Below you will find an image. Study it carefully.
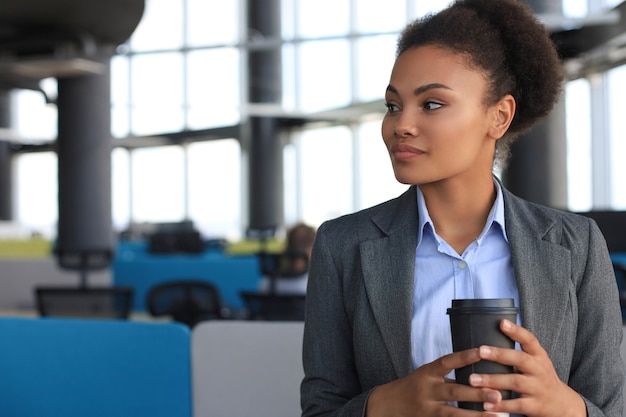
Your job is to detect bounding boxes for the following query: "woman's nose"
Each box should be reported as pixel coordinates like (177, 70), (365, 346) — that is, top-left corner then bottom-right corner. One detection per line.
(394, 113), (418, 137)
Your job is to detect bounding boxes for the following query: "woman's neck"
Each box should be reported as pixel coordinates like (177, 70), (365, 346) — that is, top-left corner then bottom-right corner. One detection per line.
(420, 176), (497, 255)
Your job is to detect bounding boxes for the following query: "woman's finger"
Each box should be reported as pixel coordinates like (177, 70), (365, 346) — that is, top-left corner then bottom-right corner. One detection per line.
(499, 319), (546, 356)
(435, 348), (481, 377)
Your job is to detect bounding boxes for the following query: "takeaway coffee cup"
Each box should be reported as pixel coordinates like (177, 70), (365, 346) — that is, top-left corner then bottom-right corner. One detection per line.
(447, 298), (519, 412)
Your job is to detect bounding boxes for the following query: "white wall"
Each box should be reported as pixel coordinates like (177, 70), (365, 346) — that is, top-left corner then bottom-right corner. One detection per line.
(0, 257), (111, 310)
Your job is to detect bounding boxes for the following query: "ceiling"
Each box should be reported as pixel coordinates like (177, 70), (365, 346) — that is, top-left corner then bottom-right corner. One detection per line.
(550, 1), (626, 78)
(0, 0), (144, 81)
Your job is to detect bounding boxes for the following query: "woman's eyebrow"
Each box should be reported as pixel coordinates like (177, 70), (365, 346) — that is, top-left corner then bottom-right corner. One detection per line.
(386, 83), (452, 96)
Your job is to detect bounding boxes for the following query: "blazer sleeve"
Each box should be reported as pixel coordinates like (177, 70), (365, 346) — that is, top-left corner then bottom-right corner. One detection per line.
(573, 218), (624, 417)
(301, 220), (371, 417)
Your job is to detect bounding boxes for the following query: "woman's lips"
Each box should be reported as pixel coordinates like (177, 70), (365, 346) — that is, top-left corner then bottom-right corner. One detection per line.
(391, 143), (425, 160)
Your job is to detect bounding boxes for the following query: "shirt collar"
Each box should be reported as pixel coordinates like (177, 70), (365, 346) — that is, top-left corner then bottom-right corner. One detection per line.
(415, 177), (508, 246)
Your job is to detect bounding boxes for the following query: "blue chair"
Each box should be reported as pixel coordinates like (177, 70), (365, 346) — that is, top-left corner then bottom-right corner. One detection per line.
(146, 279), (231, 327)
(0, 317), (192, 417)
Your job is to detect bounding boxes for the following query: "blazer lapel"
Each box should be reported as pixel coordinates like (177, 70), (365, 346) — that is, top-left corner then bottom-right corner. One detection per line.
(503, 190), (571, 353)
(355, 185), (571, 377)
(361, 187), (417, 378)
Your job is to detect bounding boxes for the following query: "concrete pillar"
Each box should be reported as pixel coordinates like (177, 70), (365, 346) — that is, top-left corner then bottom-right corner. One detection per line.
(0, 90), (12, 220)
(55, 55), (113, 278)
(502, 1), (568, 208)
(246, 0), (283, 234)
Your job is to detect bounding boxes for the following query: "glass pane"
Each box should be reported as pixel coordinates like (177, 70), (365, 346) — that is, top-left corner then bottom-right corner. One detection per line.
(282, 44), (297, 110)
(13, 89), (57, 141)
(356, 35), (397, 102)
(131, 146), (185, 222)
(14, 152), (58, 238)
(130, 0), (184, 52)
(413, 0), (453, 18)
(604, 0), (622, 9)
(356, 0), (407, 32)
(187, 140), (242, 240)
(186, 0), (239, 47)
(565, 78), (592, 211)
(297, 0), (350, 38)
(357, 120), (409, 209)
(112, 148), (130, 232)
(111, 106), (130, 139)
(187, 48), (240, 129)
(563, 0), (587, 16)
(281, 0), (296, 39)
(567, 0), (618, 14)
(299, 126), (353, 226)
(130, 53), (185, 135)
(609, 65), (626, 208)
(132, 107), (185, 136)
(111, 56), (129, 107)
(298, 40), (351, 112)
(111, 55), (130, 138)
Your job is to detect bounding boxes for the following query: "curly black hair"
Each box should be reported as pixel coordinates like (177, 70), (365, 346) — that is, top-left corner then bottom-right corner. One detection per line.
(397, 0), (564, 168)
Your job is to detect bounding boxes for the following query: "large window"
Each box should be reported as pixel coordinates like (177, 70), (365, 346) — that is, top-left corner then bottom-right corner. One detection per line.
(111, 139), (242, 239)
(9, 0), (626, 241)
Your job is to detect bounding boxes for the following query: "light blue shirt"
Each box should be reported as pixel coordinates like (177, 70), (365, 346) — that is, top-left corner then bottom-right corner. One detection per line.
(411, 180), (520, 372)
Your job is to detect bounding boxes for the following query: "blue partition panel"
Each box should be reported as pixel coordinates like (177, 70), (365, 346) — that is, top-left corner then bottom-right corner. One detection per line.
(113, 242), (262, 311)
(0, 317), (192, 417)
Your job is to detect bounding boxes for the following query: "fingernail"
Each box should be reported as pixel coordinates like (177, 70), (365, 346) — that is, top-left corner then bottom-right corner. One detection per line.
(486, 391), (500, 403)
(502, 319), (512, 330)
(483, 402), (494, 410)
(469, 374), (482, 385)
(480, 346), (492, 356)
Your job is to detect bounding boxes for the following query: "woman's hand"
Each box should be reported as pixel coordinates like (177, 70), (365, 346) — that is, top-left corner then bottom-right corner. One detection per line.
(366, 348), (500, 417)
(469, 319), (586, 417)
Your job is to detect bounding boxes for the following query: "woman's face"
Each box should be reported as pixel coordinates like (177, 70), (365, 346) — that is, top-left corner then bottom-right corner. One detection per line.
(381, 45), (501, 186)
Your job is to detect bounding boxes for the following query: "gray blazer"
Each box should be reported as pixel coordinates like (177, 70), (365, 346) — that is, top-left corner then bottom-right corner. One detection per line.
(301, 185), (624, 417)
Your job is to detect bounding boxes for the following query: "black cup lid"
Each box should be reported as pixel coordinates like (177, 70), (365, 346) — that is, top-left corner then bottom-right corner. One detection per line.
(447, 298), (519, 315)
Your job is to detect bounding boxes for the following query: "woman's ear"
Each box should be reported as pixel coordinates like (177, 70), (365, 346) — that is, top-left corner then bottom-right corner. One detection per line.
(489, 94), (516, 140)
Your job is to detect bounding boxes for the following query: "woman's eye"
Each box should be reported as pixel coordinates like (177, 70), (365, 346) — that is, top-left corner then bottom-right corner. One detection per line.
(385, 102), (400, 112)
(423, 101), (443, 111)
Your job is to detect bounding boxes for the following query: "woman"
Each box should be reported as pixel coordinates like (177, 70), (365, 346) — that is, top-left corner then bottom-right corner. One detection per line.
(301, 1), (624, 416)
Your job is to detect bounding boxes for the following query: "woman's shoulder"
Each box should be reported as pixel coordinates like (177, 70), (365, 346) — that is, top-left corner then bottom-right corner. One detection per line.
(504, 188), (592, 225)
(502, 187), (600, 244)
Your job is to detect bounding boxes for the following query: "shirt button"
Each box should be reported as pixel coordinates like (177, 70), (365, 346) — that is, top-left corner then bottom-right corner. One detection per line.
(458, 260), (467, 269)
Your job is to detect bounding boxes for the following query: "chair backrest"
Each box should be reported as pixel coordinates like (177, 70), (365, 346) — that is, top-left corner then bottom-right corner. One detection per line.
(0, 317), (192, 417)
(192, 320), (304, 417)
(35, 286), (134, 319)
(240, 291), (306, 321)
(258, 251), (309, 278)
(258, 251), (310, 295)
(146, 279), (228, 327)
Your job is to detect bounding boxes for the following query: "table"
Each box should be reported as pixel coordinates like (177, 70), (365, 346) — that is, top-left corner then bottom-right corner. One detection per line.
(113, 241), (262, 311)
